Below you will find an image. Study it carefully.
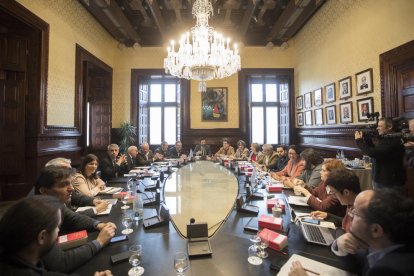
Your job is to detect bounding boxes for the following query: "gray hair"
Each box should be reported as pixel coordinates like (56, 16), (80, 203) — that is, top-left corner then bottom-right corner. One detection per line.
(45, 158), (71, 168)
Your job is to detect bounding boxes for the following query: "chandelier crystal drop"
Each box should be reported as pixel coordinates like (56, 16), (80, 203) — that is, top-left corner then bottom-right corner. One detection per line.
(164, 0), (241, 92)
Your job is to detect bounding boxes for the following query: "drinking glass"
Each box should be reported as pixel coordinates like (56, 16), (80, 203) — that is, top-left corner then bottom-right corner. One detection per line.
(247, 245), (262, 265)
(121, 192), (131, 210)
(128, 244), (144, 276)
(121, 213), (133, 235)
(257, 231), (269, 258)
(249, 234), (261, 250)
(173, 252), (190, 276)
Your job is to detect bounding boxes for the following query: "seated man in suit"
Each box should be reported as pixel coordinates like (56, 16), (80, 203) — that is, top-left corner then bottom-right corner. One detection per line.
(215, 138), (235, 157)
(36, 166), (116, 273)
(98, 144), (128, 181)
(155, 141), (170, 160)
(273, 145), (289, 172)
(256, 144), (278, 171)
(194, 137), (211, 157)
(0, 195), (112, 276)
(136, 142), (163, 166)
(126, 145), (139, 171)
(168, 140), (187, 159)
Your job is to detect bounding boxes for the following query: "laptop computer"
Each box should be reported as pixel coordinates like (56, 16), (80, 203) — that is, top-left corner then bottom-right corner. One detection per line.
(298, 219), (335, 246)
(187, 222), (212, 257)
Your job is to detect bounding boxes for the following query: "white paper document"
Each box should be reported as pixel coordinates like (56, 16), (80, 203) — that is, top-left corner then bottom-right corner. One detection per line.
(277, 254), (356, 276)
(288, 196), (309, 206)
(76, 204), (113, 215)
(98, 187), (123, 194)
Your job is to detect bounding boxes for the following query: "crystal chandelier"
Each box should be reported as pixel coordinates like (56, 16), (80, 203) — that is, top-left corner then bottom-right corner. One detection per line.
(164, 0), (241, 92)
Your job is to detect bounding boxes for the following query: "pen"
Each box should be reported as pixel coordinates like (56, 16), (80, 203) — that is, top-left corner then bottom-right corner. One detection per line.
(303, 268), (320, 275)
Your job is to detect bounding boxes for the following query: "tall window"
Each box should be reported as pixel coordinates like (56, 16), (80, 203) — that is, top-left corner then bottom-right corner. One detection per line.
(138, 77), (180, 145)
(249, 76), (290, 145)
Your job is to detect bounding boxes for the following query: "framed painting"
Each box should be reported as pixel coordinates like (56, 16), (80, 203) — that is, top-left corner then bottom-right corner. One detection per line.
(297, 112), (304, 126)
(304, 92), (312, 109)
(357, 97), (374, 122)
(325, 105), (336, 125)
(356, 68), (373, 95)
(296, 95), (303, 110)
(339, 101), (353, 124)
(325, 83), (335, 103)
(339, 76), (352, 99)
(314, 108), (323, 126)
(202, 87), (228, 121)
(305, 110), (313, 126)
(314, 88), (322, 107)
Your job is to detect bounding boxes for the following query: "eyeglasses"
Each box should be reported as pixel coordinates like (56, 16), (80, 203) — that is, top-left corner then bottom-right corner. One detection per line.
(348, 206), (365, 219)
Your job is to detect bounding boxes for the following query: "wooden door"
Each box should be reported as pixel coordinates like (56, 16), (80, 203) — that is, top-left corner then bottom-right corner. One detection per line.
(0, 35), (26, 179)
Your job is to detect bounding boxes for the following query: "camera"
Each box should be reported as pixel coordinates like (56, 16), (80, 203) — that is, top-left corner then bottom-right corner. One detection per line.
(358, 112), (380, 138)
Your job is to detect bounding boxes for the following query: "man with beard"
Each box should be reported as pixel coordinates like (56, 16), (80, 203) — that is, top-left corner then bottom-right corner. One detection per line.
(0, 195), (112, 275)
(35, 166), (116, 273)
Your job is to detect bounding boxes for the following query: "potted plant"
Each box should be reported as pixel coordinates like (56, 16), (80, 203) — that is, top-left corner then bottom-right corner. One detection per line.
(117, 121), (137, 153)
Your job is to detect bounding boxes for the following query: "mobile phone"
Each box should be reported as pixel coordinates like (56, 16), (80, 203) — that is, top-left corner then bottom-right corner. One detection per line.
(110, 235), (128, 243)
(302, 218), (320, 225)
(110, 251), (131, 264)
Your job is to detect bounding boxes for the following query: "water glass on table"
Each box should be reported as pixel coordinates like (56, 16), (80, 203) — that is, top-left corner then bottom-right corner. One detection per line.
(174, 252), (190, 276)
(128, 244), (144, 276)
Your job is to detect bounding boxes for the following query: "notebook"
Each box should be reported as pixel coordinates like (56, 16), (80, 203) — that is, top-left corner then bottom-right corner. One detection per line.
(187, 223), (212, 257)
(277, 254), (356, 276)
(299, 219), (335, 246)
(76, 204), (113, 215)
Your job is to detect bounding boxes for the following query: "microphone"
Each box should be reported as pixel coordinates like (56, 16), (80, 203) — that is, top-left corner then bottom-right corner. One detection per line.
(190, 218), (195, 224)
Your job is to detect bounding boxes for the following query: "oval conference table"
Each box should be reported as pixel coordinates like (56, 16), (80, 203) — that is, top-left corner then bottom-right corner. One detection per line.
(74, 161), (348, 276)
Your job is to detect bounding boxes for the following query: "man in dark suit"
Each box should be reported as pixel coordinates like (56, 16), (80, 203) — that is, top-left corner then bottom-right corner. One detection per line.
(136, 142), (158, 166)
(98, 144), (128, 181)
(126, 145), (139, 171)
(155, 141), (170, 159)
(194, 137), (211, 157)
(168, 140), (186, 158)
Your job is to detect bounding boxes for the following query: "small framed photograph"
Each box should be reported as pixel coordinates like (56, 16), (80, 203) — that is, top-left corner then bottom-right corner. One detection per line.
(356, 68), (373, 95)
(304, 92), (312, 109)
(339, 101), (353, 124)
(357, 97), (374, 121)
(314, 108), (323, 125)
(325, 105), (336, 125)
(296, 96), (303, 110)
(297, 112), (304, 126)
(325, 83), (335, 103)
(314, 88), (322, 106)
(305, 110), (313, 126)
(339, 76), (352, 99)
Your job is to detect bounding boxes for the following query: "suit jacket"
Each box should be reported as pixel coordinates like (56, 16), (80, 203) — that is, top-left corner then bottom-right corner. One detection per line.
(276, 159), (305, 178)
(194, 144), (211, 156)
(215, 146), (235, 157)
(234, 148), (250, 160)
(155, 147), (170, 158)
(136, 150), (154, 166)
(125, 154), (137, 171)
(364, 245), (414, 276)
(297, 163), (323, 188)
(306, 181), (346, 217)
(274, 155), (289, 172)
(257, 152), (279, 170)
(168, 147), (186, 158)
(98, 155), (127, 182)
(356, 136), (405, 188)
(67, 191), (95, 218)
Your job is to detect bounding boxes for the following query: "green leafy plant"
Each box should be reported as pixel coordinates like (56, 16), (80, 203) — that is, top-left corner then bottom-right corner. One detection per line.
(117, 121), (137, 153)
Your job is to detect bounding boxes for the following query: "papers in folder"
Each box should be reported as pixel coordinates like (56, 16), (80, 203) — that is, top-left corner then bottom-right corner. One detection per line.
(98, 187), (123, 194)
(288, 196), (309, 206)
(277, 254), (356, 276)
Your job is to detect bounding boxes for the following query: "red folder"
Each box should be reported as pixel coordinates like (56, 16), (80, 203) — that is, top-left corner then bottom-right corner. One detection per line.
(266, 183), (284, 193)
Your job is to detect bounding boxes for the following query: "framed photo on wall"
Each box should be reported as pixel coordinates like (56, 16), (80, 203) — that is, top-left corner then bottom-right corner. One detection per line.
(325, 105), (336, 125)
(305, 110), (313, 126)
(356, 68), (373, 95)
(296, 96), (303, 110)
(339, 76), (352, 99)
(297, 112), (304, 126)
(304, 92), (312, 109)
(202, 87), (228, 121)
(314, 108), (323, 126)
(339, 101), (353, 124)
(357, 97), (374, 122)
(325, 83), (335, 103)
(314, 88), (322, 106)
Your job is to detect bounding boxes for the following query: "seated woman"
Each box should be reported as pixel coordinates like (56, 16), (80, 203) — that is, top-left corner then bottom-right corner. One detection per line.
(284, 148), (323, 189)
(233, 140), (250, 160)
(72, 154), (106, 197)
(248, 143), (263, 162)
(293, 159), (347, 217)
(271, 145), (304, 180)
